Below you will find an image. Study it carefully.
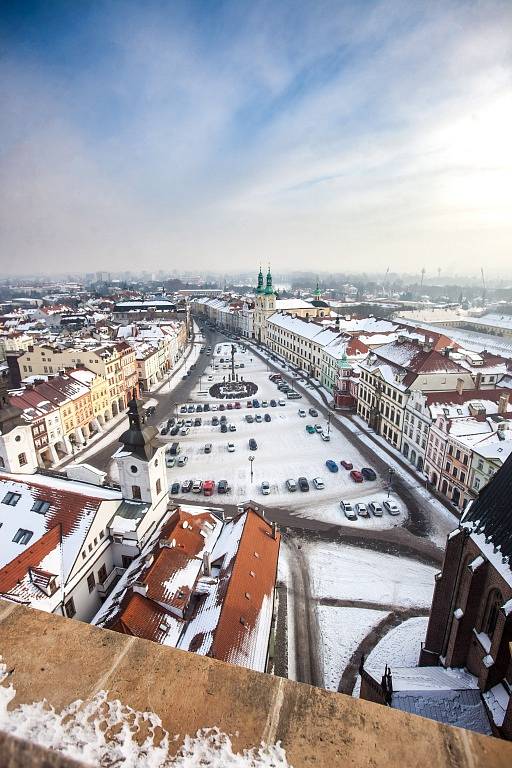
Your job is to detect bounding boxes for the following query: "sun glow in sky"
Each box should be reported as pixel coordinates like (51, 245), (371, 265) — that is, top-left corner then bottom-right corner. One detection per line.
(1, 0), (511, 276)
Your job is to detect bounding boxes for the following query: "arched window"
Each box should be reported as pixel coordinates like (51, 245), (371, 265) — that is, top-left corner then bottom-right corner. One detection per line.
(481, 589), (503, 639)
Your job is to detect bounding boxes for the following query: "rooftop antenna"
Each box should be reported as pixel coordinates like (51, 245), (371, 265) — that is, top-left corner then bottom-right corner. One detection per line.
(420, 267), (426, 292)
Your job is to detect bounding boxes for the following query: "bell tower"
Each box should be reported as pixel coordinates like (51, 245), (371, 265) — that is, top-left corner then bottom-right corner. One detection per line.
(115, 394), (167, 506)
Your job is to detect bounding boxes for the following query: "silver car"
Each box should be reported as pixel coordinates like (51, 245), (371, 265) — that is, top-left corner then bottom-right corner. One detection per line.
(340, 501), (357, 521)
(286, 478), (297, 492)
(384, 500), (400, 515)
(369, 501), (383, 517)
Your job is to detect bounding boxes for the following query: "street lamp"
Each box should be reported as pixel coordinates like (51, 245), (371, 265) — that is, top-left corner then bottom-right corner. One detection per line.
(326, 411), (331, 436)
(248, 455), (254, 483)
(387, 468), (395, 498)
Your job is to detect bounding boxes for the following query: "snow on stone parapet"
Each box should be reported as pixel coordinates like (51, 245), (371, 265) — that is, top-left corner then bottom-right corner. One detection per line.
(0, 658), (291, 767)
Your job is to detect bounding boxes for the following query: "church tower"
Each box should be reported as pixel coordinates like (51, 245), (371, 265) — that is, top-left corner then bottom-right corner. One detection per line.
(115, 395), (167, 506)
(254, 266), (276, 343)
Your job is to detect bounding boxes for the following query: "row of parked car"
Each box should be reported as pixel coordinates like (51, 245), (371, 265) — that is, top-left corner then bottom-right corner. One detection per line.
(340, 499), (400, 520)
(269, 373), (301, 399)
(325, 460), (377, 482)
(169, 479), (230, 496)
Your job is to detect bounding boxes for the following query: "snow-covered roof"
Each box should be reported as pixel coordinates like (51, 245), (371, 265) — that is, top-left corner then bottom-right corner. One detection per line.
(0, 472), (122, 579)
(275, 298), (314, 310)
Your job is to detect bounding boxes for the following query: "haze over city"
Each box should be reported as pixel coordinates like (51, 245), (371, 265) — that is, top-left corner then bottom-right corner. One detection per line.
(1, 0), (511, 277)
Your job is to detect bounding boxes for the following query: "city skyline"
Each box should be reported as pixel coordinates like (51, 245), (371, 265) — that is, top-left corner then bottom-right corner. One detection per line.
(1, 0), (511, 276)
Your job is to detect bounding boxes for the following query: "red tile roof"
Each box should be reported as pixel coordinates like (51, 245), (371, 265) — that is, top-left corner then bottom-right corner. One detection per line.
(0, 525), (61, 594)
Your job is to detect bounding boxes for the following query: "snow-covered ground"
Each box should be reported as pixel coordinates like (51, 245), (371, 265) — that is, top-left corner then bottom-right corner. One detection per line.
(352, 616), (429, 697)
(316, 606), (388, 691)
(305, 541), (436, 608)
(163, 342), (408, 530)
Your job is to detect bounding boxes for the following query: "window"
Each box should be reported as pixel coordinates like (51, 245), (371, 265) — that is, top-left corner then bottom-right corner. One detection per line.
(122, 555), (133, 569)
(130, 465), (138, 474)
(87, 572), (96, 593)
(97, 564), (107, 584)
(13, 528), (33, 545)
(132, 485), (141, 500)
(482, 590), (503, 639)
(2, 492), (21, 506)
(65, 598), (76, 618)
(31, 500), (50, 515)
(99, 530), (104, 539)
(156, 478), (161, 495)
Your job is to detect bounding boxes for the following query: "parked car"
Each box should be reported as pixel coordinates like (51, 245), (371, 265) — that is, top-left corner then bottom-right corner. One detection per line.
(203, 403), (210, 412)
(261, 481), (270, 496)
(298, 409), (307, 417)
(227, 442), (235, 452)
(326, 460), (338, 473)
(340, 460), (353, 470)
(180, 427), (190, 436)
(220, 415), (227, 422)
(168, 442), (181, 456)
(249, 438), (258, 450)
(229, 424), (236, 431)
(286, 478), (297, 492)
(180, 405), (187, 414)
(160, 426), (169, 435)
(203, 480), (215, 497)
(278, 399), (286, 406)
(165, 456), (176, 468)
(264, 413), (271, 422)
(177, 455), (188, 467)
(253, 399), (260, 408)
(306, 424), (316, 434)
(361, 467), (377, 481)
(255, 414), (263, 423)
(313, 477), (325, 489)
(196, 405), (203, 413)
(234, 401), (241, 409)
(192, 480), (203, 494)
(261, 400), (268, 407)
(194, 417), (202, 426)
(145, 406), (156, 416)
(383, 500), (400, 515)
(270, 399), (277, 407)
(170, 482), (180, 495)
(187, 405), (194, 413)
(350, 470), (364, 483)
(220, 423), (228, 433)
(356, 503), (370, 518)
(298, 477), (310, 492)
(185, 419), (193, 427)
(181, 480), (193, 493)
(211, 416), (219, 426)
(246, 401), (253, 408)
(368, 501), (383, 517)
(204, 443), (212, 453)
(219, 403), (225, 411)
(321, 432), (331, 441)
(309, 408), (318, 417)
(340, 501), (357, 521)
(218, 480), (228, 494)
(287, 391), (301, 399)
(246, 414), (254, 423)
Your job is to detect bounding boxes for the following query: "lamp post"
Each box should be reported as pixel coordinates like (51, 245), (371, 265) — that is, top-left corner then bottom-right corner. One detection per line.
(387, 468), (395, 498)
(326, 411), (331, 436)
(248, 455), (254, 483)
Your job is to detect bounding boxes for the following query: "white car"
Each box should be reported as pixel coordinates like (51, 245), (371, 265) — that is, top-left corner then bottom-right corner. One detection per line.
(369, 501), (383, 517)
(313, 477), (325, 489)
(192, 480), (203, 494)
(340, 500), (357, 521)
(355, 502), (369, 518)
(207, 375), (213, 381)
(286, 479), (297, 492)
(278, 399), (286, 406)
(177, 455), (188, 467)
(165, 456), (176, 468)
(210, 404), (218, 411)
(261, 481), (271, 495)
(298, 409), (307, 417)
(384, 500), (400, 515)
(227, 442), (235, 452)
(321, 432), (331, 441)
(180, 427), (190, 436)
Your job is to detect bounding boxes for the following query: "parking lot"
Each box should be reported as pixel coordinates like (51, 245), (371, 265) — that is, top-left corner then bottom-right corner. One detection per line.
(158, 340), (407, 530)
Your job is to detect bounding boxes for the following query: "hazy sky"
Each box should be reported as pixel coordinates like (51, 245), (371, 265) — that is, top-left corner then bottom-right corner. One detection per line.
(1, 0), (511, 277)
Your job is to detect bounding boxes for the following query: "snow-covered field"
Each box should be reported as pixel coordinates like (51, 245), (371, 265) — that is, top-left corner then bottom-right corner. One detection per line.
(316, 606), (388, 691)
(352, 616), (429, 697)
(305, 541), (436, 609)
(164, 342), (407, 529)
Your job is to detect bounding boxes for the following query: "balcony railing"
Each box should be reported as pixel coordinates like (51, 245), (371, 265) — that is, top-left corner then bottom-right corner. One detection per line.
(97, 566), (126, 596)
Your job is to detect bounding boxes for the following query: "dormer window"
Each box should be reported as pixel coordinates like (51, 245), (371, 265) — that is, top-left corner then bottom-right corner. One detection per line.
(31, 500), (50, 515)
(2, 492), (21, 506)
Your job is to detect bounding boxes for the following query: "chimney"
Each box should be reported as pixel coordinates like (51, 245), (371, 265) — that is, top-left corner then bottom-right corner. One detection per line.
(456, 377), (464, 395)
(202, 551), (211, 577)
(397, 334), (406, 343)
(132, 582), (148, 596)
(271, 521), (278, 540)
(498, 393), (509, 415)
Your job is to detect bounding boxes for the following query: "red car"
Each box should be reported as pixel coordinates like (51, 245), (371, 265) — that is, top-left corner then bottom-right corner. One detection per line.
(340, 460), (353, 470)
(350, 470), (364, 483)
(227, 402), (233, 410)
(247, 401), (253, 408)
(234, 401), (241, 409)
